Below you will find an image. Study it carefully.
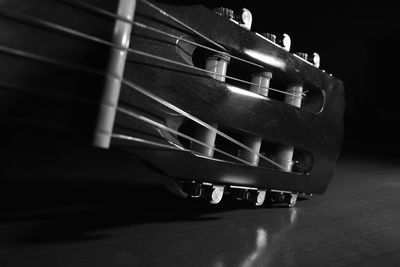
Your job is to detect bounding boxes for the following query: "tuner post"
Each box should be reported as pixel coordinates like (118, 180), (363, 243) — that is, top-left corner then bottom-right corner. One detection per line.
(237, 72), (272, 166)
(250, 71), (272, 97)
(284, 84), (303, 108)
(238, 135), (262, 166)
(191, 54), (230, 157)
(191, 123), (218, 157)
(205, 54), (230, 82)
(276, 84), (303, 172)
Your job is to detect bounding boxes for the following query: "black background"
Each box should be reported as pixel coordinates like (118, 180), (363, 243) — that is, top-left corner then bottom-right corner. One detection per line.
(162, 0), (400, 157)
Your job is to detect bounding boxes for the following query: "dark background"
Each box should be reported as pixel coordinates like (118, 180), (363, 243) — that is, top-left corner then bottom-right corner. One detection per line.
(162, 0), (400, 157)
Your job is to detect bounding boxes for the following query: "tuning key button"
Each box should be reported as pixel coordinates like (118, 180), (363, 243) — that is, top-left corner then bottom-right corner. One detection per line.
(209, 185), (225, 204)
(236, 8), (252, 30)
(288, 193), (298, 207)
(276, 33), (291, 51)
(254, 190), (267, 206)
(311, 52), (320, 68)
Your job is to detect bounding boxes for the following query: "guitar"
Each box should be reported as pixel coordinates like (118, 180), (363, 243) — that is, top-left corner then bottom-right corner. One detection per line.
(0, 0), (344, 207)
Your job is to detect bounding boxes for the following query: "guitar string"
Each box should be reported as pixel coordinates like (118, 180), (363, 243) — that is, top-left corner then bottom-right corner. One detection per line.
(120, 79), (286, 170)
(0, 44), (285, 170)
(56, 0), (226, 53)
(52, 0), (304, 99)
(0, 6), (287, 170)
(0, 53), (263, 167)
(0, 80), (192, 155)
(138, 0), (228, 52)
(116, 107), (253, 165)
(132, 0), (305, 99)
(0, 9), (287, 170)
(0, 7), (301, 99)
(133, 21), (265, 69)
(130, 49), (303, 98)
(0, 78), (235, 164)
(55, 0), (265, 69)
(131, 26), (308, 98)
(0, 75), (251, 166)
(111, 134), (185, 151)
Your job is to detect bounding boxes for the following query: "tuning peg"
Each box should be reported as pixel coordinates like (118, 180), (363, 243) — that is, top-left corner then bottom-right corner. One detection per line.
(214, 7), (253, 30)
(276, 33), (291, 51)
(207, 185), (225, 204)
(311, 52), (320, 68)
(236, 8), (252, 30)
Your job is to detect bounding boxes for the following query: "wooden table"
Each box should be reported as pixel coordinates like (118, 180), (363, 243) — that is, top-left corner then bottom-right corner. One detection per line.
(1, 153), (400, 266)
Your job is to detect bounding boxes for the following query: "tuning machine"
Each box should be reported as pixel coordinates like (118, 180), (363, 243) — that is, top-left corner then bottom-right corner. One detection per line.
(214, 7), (253, 30)
(294, 52), (320, 68)
(257, 32), (291, 52)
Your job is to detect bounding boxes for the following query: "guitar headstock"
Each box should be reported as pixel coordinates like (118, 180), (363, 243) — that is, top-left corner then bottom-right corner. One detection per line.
(0, 0), (344, 207)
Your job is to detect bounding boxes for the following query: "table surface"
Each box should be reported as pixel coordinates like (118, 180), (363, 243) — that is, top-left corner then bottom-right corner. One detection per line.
(1, 153), (400, 267)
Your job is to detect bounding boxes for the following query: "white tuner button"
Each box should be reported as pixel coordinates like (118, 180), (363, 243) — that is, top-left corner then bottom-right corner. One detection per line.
(311, 52), (320, 68)
(276, 33), (291, 51)
(239, 8), (253, 30)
